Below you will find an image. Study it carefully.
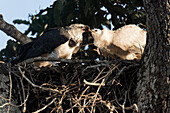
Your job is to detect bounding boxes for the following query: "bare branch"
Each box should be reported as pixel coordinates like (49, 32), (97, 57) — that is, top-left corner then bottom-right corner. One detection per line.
(0, 14), (32, 44)
(7, 64), (12, 113)
(18, 57), (115, 65)
(91, 79), (105, 113)
(18, 65), (61, 93)
(167, 77), (170, 84)
(83, 79), (105, 86)
(32, 98), (57, 113)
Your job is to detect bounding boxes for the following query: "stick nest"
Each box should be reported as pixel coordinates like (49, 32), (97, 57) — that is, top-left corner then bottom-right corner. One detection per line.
(1, 58), (140, 113)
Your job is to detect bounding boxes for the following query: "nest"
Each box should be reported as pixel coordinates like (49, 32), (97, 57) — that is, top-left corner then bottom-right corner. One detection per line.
(1, 58), (140, 113)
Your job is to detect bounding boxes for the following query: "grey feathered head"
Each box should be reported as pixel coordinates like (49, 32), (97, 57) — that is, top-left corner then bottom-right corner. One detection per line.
(66, 24), (90, 43)
(68, 24), (90, 31)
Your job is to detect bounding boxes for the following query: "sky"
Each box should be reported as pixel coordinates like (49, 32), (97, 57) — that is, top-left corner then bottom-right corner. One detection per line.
(0, 0), (55, 50)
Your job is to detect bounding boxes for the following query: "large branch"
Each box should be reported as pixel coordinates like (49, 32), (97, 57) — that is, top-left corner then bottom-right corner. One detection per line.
(0, 14), (32, 44)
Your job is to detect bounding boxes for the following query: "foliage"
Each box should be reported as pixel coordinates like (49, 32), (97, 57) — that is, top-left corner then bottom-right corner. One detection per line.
(0, 0), (146, 62)
(0, 40), (20, 62)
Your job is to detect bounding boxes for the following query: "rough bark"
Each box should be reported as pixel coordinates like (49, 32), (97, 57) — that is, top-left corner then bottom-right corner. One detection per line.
(135, 0), (170, 113)
(0, 64), (21, 113)
(0, 14), (32, 44)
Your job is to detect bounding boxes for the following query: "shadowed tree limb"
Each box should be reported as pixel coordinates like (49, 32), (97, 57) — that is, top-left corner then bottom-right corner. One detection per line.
(0, 14), (32, 44)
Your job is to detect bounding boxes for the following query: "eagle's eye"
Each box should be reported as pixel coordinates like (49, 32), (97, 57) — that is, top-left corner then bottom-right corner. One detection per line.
(79, 26), (84, 28)
(95, 29), (98, 32)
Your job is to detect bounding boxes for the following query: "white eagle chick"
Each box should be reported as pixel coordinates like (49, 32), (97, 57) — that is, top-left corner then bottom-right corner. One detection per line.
(91, 24), (146, 60)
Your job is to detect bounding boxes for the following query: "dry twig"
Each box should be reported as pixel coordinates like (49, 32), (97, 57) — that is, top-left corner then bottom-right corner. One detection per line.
(83, 79), (105, 86)
(32, 98), (57, 113)
(7, 64), (12, 113)
(18, 65), (61, 93)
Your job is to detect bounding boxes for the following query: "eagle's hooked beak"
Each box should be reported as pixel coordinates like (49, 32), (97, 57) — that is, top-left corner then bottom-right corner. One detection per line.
(83, 25), (90, 32)
(82, 25), (91, 45)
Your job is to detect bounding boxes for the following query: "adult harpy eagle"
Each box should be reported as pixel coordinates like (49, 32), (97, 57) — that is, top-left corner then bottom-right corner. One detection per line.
(13, 24), (90, 67)
(91, 24), (146, 60)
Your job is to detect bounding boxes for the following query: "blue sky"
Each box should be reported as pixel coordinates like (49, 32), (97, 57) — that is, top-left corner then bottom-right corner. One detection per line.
(0, 0), (55, 50)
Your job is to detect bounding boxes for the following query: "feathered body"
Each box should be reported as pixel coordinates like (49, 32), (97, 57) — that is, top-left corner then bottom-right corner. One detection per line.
(13, 24), (89, 67)
(91, 25), (146, 60)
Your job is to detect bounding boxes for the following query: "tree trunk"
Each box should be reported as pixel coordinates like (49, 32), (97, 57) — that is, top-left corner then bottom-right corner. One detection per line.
(135, 0), (170, 113)
(0, 64), (21, 113)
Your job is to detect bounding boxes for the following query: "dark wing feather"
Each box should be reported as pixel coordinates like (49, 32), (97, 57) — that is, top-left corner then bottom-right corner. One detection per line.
(14, 27), (70, 62)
